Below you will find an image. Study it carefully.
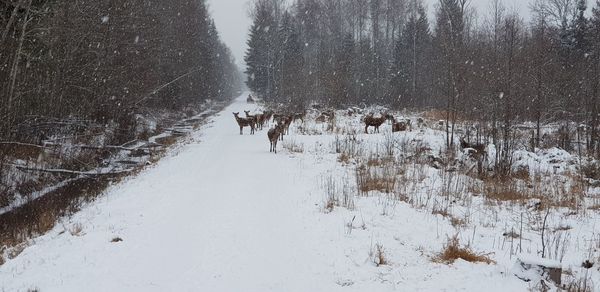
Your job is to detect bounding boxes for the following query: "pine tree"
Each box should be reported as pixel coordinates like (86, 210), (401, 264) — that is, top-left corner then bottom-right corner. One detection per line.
(390, 1), (431, 107)
(244, 2), (277, 99)
(276, 11), (304, 105)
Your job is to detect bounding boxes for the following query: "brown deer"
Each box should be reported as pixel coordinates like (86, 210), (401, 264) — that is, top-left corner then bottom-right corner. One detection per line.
(293, 111), (306, 123)
(460, 137), (488, 175)
(364, 113), (387, 134)
(233, 112), (255, 135)
(273, 114), (293, 140)
(283, 115), (293, 135)
(267, 123), (284, 153)
(244, 110), (258, 129)
(256, 113), (267, 130)
(460, 137), (486, 154)
(392, 118), (411, 132)
(263, 110), (274, 124)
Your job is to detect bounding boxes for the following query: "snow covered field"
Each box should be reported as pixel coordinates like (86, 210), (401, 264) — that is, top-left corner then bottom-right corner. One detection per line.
(1, 93), (599, 291)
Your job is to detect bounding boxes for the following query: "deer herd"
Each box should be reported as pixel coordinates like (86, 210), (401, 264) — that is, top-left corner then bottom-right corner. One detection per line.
(233, 103), (486, 159)
(232, 109), (303, 154)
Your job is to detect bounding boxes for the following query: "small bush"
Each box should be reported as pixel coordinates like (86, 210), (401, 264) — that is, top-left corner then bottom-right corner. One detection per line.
(483, 177), (528, 202)
(436, 235), (494, 264)
(322, 175), (354, 212)
(69, 223), (84, 236)
(373, 243), (388, 266)
(283, 138), (304, 153)
(356, 164), (396, 196)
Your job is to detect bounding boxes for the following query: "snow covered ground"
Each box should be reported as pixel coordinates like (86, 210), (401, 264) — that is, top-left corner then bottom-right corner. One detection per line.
(1, 93), (596, 291)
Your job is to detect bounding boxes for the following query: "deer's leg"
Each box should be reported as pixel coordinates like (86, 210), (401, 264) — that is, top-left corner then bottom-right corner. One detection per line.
(365, 125), (369, 134)
(240, 126), (243, 135)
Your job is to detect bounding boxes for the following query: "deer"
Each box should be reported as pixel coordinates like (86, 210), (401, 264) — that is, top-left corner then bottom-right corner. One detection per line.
(460, 137), (486, 155)
(392, 119), (410, 132)
(293, 111), (306, 123)
(247, 94), (255, 103)
(233, 112), (255, 135)
(261, 110), (274, 128)
(396, 118), (412, 132)
(384, 113), (395, 125)
(273, 114), (293, 140)
(256, 113), (268, 130)
(460, 136), (488, 175)
(244, 110), (259, 130)
(263, 110), (274, 123)
(268, 123), (284, 153)
(364, 113), (388, 134)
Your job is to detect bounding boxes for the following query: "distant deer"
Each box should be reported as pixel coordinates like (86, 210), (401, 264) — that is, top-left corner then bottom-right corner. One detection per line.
(263, 110), (274, 125)
(460, 137), (488, 175)
(293, 111), (306, 123)
(364, 113), (387, 134)
(247, 94), (255, 103)
(384, 113), (395, 125)
(460, 137), (486, 154)
(267, 123), (284, 153)
(316, 110), (335, 123)
(283, 115), (293, 134)
(392, 119), (411, 132)
(233, 112), (255, 135)
(249, 112), (266, 130)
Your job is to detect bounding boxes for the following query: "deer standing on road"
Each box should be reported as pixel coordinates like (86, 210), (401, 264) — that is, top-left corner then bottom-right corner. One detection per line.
(268, 123), (284, 153)
(233, 112), (255, 135)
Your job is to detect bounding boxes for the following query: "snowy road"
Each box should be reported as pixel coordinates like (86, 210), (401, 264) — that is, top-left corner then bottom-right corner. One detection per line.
(0, 93), (346, 291)
(1, 93), (531, 291)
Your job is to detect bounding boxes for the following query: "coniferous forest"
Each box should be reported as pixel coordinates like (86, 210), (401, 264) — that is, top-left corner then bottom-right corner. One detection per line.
(1, 0), (241, 144)
(245, 0), (600, 155)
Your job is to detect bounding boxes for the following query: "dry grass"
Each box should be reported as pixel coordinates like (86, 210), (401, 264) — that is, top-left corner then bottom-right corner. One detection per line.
(154, 134), (178, 146)
(355, 160), (397, 196)
(587, 204), (600, 211)
(435, 235), (494, 264)
(356, 172), (396, 194)
(432, 207), (450, 218)
(432, 208), (466, 228)
(68, 222), (84, 236)
(338, 152), (351, 164)
(6, 242), (28, 260)
(366, 154), (395, 167)
(283, 139), (304, 153)
(373, 243), (388, 266)
(450, 216), (467, 228)
(322, 175), (354, 212)
(512, 167), (530, 180)
(481, 177), (529, 202)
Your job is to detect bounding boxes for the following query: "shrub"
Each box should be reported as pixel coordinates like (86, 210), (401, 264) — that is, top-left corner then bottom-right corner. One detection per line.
(436, 235), (494, 264)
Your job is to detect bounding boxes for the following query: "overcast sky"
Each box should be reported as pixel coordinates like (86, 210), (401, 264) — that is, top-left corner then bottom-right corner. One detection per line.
(206, 0), (536, 69)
